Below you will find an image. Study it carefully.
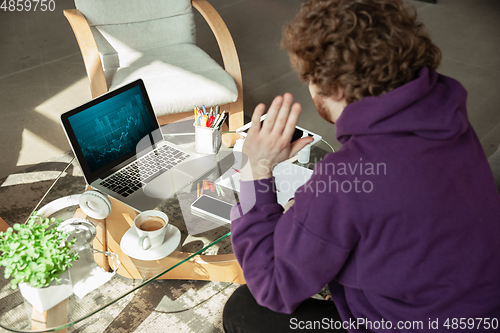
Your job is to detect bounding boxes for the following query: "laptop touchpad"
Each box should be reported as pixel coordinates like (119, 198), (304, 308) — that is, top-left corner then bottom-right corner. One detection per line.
(177, 156), (217, 177)
(143, 169), (193, 199)
(171, 169), (194, 189)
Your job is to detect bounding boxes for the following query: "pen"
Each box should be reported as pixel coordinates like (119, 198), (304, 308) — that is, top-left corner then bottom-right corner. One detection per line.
(211, 114), (220, 128)
(207, 115), (215, 127)
(202, 105), (207, 115)
(212, 111), (226, 132)
(219, 112), (226, 126)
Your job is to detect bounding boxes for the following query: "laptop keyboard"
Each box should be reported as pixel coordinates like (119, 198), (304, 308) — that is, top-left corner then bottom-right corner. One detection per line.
(100, 145), (190, 197)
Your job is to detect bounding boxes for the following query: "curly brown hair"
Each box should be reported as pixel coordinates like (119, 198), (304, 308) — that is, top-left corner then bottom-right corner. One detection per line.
(281, 0), (442, 104)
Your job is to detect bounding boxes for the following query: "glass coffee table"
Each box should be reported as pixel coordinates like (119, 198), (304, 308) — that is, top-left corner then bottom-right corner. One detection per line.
(0, 122), (330, 332)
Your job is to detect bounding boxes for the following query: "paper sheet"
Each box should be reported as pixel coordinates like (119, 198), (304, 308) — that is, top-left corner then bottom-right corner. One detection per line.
(273, 162), (313, 205)
(215, 167), (241, 192)
(69, 248), (115, 298)
(215, 161), (313, 206)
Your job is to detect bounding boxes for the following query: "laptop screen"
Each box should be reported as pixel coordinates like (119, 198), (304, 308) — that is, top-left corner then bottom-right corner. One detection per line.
(61, 80), (160, 182)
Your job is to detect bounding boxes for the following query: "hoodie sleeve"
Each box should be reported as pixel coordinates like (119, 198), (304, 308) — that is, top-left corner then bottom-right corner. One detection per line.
(230, 173), (359, 314)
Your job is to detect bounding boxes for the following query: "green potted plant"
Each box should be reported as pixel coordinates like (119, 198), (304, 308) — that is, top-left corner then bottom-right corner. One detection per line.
(0, 213), (79, 312)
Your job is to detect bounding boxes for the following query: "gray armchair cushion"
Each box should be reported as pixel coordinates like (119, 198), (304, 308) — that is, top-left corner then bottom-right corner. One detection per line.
(75, 0), (192, 25)
(104, 44), (238, 115)
(75, 0), (195, 54)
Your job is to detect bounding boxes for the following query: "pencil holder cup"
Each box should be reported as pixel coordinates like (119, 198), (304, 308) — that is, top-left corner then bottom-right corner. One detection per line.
(194, 124), (222, 155)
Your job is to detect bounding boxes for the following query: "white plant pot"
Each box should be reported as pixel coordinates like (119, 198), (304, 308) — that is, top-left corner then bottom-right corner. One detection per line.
(18, 270), (73, 313)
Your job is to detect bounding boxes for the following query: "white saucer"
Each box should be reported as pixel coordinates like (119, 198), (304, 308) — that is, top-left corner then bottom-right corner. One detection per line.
(120, 225), (181, 261)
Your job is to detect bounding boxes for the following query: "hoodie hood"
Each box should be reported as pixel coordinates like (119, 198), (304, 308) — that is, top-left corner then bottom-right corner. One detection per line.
(335, 67), (469, 144)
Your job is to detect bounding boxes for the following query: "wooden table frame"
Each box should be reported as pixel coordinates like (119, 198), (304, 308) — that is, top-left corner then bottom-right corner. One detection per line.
(80, 195), (245, 284)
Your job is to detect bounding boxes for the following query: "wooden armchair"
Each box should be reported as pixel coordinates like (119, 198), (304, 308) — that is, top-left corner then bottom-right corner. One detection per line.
(64, 0), (243, 146)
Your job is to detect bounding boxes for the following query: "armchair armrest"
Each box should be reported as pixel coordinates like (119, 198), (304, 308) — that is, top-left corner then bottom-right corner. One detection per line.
(192, 0), (242, 99)
(63, 9), (108, 98)
(192, 0), (244, 141)
(0, 216), (9, 232)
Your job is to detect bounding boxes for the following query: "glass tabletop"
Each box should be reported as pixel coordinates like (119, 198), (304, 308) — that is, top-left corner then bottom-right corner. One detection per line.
(0, 120), (331, 332)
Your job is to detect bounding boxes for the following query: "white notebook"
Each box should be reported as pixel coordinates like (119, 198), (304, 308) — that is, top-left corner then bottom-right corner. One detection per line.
(215, 161), (313, 206)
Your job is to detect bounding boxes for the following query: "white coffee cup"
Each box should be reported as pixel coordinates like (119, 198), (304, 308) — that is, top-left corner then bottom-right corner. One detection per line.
(134, 210), (169, 250)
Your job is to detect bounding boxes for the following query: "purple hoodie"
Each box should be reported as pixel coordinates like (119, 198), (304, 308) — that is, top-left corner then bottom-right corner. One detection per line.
(230, 68), (500, 332)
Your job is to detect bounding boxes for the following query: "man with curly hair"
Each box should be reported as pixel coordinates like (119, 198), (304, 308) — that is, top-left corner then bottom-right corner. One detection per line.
(223, 0), (500, 332)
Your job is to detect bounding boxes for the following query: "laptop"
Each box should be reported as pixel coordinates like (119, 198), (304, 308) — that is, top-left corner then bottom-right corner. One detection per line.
(60, 79), (216, 212)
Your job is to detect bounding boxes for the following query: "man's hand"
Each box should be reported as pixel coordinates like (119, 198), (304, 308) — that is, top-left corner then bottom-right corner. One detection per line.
(240, 93), (314, 181)
(283, 199), (295, 213)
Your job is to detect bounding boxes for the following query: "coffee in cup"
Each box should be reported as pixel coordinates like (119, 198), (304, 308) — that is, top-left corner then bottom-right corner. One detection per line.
(133, 211), (169, 250)
(138, 216), (166, 232)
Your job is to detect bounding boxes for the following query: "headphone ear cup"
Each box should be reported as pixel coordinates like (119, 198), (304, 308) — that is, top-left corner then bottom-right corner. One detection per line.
(79, 191), (112, 220)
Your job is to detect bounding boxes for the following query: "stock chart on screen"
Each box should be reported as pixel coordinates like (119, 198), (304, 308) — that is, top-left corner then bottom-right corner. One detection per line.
(68, 86), (155, 173)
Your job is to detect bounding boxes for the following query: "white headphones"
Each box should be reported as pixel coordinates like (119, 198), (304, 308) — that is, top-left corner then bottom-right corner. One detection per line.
(34, 191), (121, 286)
(37, 190), (112, 220)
